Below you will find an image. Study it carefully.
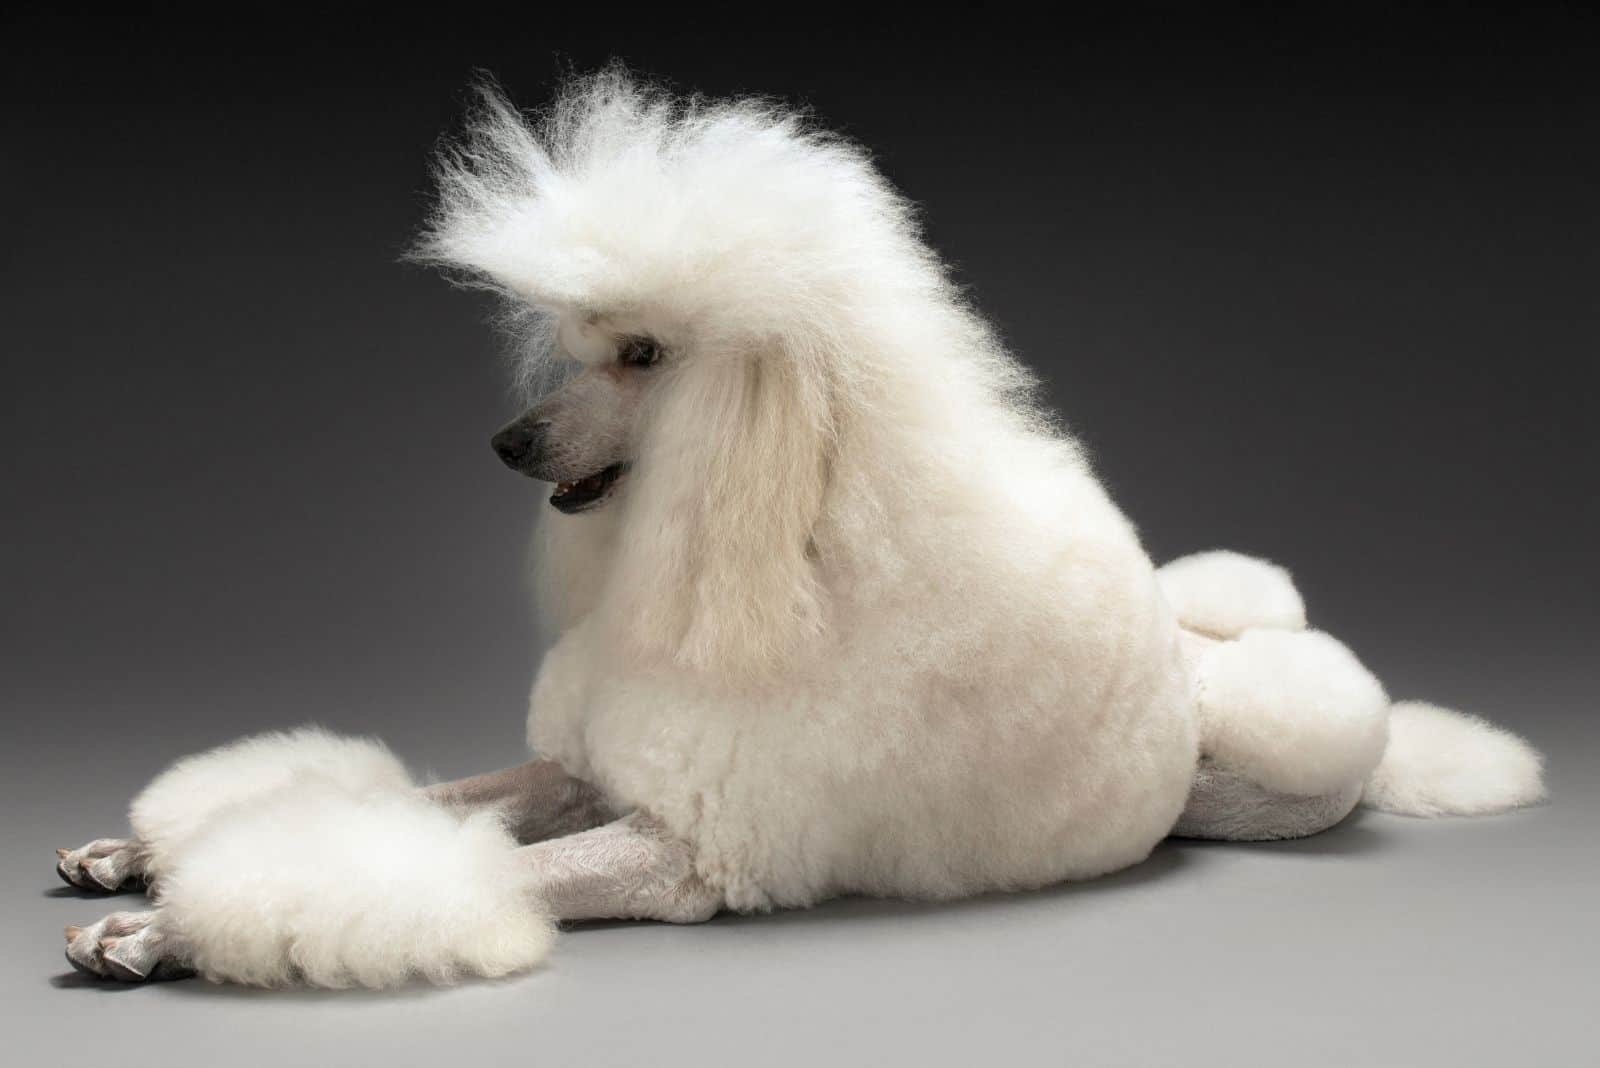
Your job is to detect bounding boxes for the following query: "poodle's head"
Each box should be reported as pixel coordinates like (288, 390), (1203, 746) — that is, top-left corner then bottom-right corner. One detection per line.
(414, 69), (986, 674)
(485, 320), (660, 516)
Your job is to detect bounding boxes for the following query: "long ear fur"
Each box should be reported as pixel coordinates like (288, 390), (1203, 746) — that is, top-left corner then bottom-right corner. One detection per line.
(607, 342), (832, 676)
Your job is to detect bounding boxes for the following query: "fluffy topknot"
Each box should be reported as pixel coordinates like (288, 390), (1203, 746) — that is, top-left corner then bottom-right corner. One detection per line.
(413, 68), (951, 393)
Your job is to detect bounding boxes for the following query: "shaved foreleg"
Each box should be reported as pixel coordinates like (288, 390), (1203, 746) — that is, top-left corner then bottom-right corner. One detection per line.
(422, 759), (617, 844)
(521, 812), (721, 924)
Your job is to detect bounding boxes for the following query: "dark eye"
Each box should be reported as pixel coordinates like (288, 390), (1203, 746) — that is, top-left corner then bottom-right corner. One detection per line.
(619, 337), (661, 367)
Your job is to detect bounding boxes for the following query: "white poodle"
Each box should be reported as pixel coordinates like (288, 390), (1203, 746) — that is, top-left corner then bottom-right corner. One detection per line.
(57, 70), (1546, 987)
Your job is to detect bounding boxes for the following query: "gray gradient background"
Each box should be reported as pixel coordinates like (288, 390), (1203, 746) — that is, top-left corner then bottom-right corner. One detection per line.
(4, 12), (1596, 1066)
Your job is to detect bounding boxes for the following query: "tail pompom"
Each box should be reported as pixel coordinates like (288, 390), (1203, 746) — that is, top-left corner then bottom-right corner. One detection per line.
(1157, 550), (1307, 638)
(160, 780), (554, 987)
(1363, 701), (1546, 817)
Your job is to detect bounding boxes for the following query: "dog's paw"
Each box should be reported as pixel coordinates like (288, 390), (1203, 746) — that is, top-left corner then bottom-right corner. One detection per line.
(56, 838), (148, 893)
(64, 910), (194, 982)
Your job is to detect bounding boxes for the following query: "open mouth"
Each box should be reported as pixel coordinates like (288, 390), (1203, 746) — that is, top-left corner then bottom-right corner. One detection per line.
(549, 463), (628, 514)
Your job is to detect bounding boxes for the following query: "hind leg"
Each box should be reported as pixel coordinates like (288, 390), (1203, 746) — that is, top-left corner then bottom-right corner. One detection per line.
(1172, 759), (1363, 840)
(1163, 551), (1391, 838)
(1185, 627), (1389, 797)
(1174, 622), (1388, 840)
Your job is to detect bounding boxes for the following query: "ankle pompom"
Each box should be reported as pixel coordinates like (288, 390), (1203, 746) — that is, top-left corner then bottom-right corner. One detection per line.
(159, 780), (553, 987)
(130, 728), (411, 881)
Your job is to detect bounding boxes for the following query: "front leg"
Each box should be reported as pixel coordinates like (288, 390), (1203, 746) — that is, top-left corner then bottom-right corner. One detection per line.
(65, 809), (719, 984)
(59, 761), (612, 899)
(523, 811), (722, 924)
(64, 910), (192, 982)
(57, 838), (148, 893)
(422, 759), (617, 844)
(53, 727), (415, 897)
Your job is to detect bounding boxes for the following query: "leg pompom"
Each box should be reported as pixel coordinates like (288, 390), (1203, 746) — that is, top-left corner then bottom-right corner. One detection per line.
(130, 728), (411, 881)
(1158, 550), (1306, 638)
(1195, 628), (1389, 797)
(159, 780), (553, 987)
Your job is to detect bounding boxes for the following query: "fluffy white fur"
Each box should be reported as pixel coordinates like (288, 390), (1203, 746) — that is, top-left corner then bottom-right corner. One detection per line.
(1364, 701), (1547, 817)
(1191, 628), (1391, 796)
(157, 780), (551, 987)
(70, 73), (1547, 988)
(130, 727), (412, 880)
(130, 731), (553, 988)
(1157, 550), (1307, 637)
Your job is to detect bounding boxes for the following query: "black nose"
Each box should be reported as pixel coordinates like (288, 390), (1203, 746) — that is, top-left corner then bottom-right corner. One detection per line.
(491, 418), (548, 473)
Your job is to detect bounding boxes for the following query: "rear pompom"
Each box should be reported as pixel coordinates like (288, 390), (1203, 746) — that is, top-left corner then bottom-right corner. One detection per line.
(1194, 628), (1389, 797)
(1157, 550), (1307, 639)
(1363, 701), (1546, 817)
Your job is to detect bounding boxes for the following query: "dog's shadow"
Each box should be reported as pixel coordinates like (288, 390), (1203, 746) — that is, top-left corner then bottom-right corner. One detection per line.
(49, 970), (148, 993)
(43, 884), (144, 900)
(703, 843), (1194, 932)
(686, 807), (1387, 931)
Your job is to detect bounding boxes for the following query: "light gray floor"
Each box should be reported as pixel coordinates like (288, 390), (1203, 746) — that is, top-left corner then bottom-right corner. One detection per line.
(4, 681), (1595, 1067)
